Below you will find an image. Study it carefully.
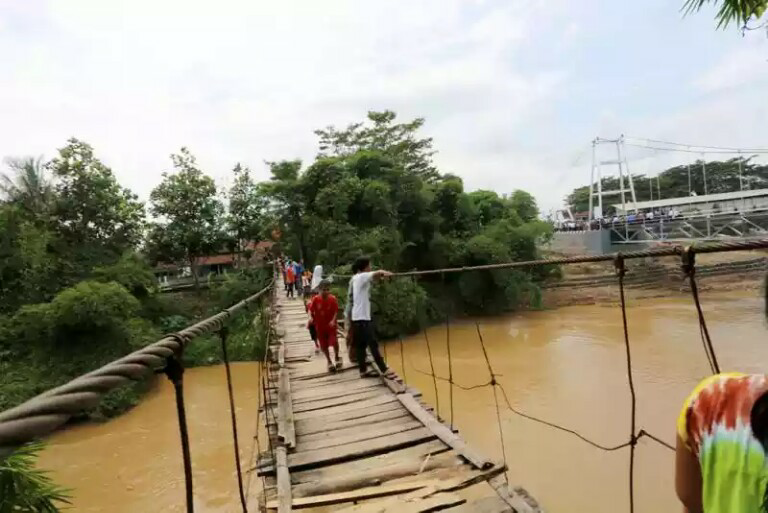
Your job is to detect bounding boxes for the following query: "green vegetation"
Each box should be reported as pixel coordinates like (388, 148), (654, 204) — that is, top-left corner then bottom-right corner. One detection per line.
(263, 111), (554, 337)
(683, 0), (767, 29)
(0, 442), (71, 512)
(566, 157), (768, 214)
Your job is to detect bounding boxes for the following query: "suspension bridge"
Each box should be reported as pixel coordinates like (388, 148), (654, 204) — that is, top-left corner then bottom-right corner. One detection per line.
(1, 238), (768, 512)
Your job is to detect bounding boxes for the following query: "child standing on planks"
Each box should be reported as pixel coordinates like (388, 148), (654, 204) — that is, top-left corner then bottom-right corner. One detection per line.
(309, 280), (343, 373)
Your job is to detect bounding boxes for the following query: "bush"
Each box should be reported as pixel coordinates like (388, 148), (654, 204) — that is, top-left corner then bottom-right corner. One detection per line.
(371, 278), (428, 338)
(50, 281), (139, 332)
(91, 252), (156, 298)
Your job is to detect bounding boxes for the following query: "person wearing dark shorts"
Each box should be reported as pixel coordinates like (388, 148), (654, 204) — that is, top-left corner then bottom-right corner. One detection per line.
(347, 256), (396, 378)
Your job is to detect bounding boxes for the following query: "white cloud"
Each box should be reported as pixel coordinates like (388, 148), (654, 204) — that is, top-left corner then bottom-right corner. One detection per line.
(0, 0), (765, 216)
(694, 37), (768, 93)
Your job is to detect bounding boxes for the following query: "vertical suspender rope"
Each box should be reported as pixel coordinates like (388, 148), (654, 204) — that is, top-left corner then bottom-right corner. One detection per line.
(443, 272), (455, 429)
(398, 335), (408, 384)
(475, 322), (509, 485)
(163, 350), (194, 513)
(615, 255), (637, 513)
(682, 247), (720, 374)
(219, 326), (248, 513)
(423, 330), (440, 419)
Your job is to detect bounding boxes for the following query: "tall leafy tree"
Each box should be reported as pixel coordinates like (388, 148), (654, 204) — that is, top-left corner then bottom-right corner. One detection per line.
(259, 160), (307, 261)
(315, 110), (438, 181)
(48, 139), (144, 255)
(683, 0), (767, 29)
(509, 190), (539, 223)
(148, 147), (224, 288)
(0, 157), (52, 215)
(227, 163), (267, 254)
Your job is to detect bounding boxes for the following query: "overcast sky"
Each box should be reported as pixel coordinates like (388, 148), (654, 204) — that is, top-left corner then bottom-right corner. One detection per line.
(1, 0), (766, 212)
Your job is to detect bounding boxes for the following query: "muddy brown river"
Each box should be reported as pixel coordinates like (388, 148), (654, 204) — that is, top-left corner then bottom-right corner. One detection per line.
(39, 291), (767, 512)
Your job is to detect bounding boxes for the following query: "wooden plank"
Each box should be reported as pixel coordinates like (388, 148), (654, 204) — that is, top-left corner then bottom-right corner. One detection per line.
(294, 419), (423, 452)
(488, 475), (542, 513)
(291, 380), (382, 402)
(287, 427), (437, 471)
(294, 402), (405, 433)
(276, 446), (292, 513)
(291, 448), (459, 497)
(332, 465), (506, 513)
(292, 389), (385, 414)
(398, 393), (493, 470)
(292, 384), (386, 406)
(265, 479), (441, 510)
(277, 368), (296, 449)
(442, 496), (514, 513)
(335, 492), (465, 513)
(291, 439), (449, 484)
(292, 394), (398, 421)
(296, 408), (410, 437)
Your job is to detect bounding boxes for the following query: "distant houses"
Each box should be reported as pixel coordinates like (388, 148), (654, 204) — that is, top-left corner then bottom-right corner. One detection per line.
(153, 240), (274, 291)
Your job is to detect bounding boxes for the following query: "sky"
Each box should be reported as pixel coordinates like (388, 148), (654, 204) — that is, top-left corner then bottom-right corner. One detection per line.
(1, 0), (766, 213)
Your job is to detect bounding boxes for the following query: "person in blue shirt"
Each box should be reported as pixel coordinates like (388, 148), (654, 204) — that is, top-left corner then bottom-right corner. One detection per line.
(294, 260), (304, 278)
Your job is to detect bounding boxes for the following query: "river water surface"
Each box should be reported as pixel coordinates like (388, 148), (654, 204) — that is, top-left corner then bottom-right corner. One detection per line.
(39, 291), (767, 513)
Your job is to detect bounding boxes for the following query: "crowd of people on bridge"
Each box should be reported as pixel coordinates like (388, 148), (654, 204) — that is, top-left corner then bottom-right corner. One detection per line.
(275, 255), (395, 379)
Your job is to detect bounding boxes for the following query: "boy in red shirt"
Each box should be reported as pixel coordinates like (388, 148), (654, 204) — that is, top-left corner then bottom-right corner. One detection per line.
(309, 280), (342, 372)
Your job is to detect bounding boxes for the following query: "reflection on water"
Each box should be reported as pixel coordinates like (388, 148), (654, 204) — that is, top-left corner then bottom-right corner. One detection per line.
(37, 292), (766, 512)
(38, 363), (263, 513)
(385, 292), (766, 513)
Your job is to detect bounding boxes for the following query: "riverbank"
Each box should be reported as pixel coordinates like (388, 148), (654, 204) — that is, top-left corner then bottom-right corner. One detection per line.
(541, 249), (767, 307)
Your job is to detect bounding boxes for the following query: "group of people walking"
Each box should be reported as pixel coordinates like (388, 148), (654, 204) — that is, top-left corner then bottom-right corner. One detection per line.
(276, 255), (394, 378)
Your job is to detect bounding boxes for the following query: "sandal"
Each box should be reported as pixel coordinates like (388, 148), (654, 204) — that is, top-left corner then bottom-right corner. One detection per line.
(383, 370), (397, 380)
(335, 357), (343, 370)
(360, 369), (379, 378)
(328, 362), (336, 373)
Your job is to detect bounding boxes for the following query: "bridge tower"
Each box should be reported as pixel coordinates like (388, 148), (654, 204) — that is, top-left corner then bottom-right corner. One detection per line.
(588, 135), (638, 222)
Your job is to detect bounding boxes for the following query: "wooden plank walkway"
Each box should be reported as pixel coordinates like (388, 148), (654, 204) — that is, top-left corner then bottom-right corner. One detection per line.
(255, 278), (541, 512)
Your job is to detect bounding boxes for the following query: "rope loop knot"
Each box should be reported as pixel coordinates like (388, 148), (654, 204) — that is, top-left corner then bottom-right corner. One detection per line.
(681, 245), (696, 277)
(614, 253), (627, 278)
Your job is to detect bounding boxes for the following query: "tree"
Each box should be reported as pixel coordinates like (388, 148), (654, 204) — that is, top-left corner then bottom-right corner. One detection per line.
(259, 160), (307, 261)
(227, 163), (266, 254)
(148, 147), (224, 289)
(315, 110), (438, 181)
(48, 139), (145, 258)
(0, 156), (52, 215)
(509, 190), (539, 223)
(683, 0), (767, 29)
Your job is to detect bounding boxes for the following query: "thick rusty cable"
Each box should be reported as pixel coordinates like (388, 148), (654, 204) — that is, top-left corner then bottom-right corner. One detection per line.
(682, 247), (720, 374)
(163, 355), (194, 513)
(423, 330), (440, 419)
(616, 255), (637, 513)
(332, 238), (768, 278)
(0, 281), (273, 453)
(219, 327), (248, 513)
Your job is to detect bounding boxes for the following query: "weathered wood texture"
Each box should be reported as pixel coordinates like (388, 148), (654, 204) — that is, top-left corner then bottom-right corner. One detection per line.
(258, 276), (539, 512)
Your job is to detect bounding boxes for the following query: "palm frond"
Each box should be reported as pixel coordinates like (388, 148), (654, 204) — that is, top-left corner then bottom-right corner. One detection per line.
(0, 442), (72, 513)
(682, 0), (768, 29)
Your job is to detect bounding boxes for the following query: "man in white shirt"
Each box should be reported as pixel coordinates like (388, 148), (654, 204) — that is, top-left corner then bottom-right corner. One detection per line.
(347, 256), (395, 378)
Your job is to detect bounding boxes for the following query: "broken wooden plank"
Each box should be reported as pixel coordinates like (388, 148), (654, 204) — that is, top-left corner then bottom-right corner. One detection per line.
(488, 475), (542, 513)
(291, 448), (460, 497)
(265, 479), (441, 510)
(398, 393), (493, 470)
